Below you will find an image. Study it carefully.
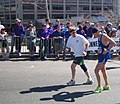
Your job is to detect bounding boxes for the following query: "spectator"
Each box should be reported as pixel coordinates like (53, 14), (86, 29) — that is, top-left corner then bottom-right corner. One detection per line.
(76, 25), (86, 38)
(61, 23), (67, 35)
(11, 19), (25, 56)
(37, 24), (49, 60)
(53, 19), (61, 30)
(45, 18), (50, 28)
(83, 21), (90, 35)
(25, 24), (36, 59)
(26, 20), (36, 31)
(76, 22), (81, 30)
(86, 23), (94, 39)
(64, 27), (71, 44)
(105, 22), (112, 36)
(116, 25), (120, 37)
(66, 22), (72, 30)
(50, 24), (64, 59)
(0, 24), (5, 32)
(116, 25), (120, 60)
(48, 22), (54, 53)
(0, 27), (10, 60)
(109, 28), (117, 37)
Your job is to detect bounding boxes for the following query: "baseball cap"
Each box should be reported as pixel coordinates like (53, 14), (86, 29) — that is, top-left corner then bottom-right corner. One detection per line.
(29, 24), (34, 27)
(16, 18), (21, 23)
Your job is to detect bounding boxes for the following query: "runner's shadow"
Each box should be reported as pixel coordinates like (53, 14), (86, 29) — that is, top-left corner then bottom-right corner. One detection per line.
(106, 67), (120, 70)
(20, 85), (67, 94)
(19, 84), (83, 94)
(40, 91), (94, 102)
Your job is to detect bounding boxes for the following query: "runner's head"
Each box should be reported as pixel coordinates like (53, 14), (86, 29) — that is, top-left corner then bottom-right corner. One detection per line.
(92, 28), (99, 38)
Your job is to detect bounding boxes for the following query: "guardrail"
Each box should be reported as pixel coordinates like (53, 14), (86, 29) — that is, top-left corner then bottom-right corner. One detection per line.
(0, 36), (120, 60)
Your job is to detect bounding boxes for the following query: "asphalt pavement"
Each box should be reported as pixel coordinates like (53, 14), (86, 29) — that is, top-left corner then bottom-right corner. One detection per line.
(0, 58), (120, 104)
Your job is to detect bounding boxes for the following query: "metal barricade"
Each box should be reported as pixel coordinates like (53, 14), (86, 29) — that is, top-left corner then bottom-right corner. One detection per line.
(1, 35), (119, 60)
(36, 37), (65, 59)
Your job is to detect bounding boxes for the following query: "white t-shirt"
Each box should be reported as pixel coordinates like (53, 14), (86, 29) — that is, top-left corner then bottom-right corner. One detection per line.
(0, 32), (7, 40)
(66, 34), (89, 57)
(116, 30), (120, 37)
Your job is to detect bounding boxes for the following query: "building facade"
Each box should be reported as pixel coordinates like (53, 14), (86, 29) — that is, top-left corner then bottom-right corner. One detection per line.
(0, 0), (118, 27)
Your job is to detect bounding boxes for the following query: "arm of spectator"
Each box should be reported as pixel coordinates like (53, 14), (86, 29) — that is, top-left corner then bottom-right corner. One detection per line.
(21, 25), (25, 36)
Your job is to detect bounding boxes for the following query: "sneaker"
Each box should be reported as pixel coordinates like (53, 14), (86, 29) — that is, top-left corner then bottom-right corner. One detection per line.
(83, 79), (94, 85)
(94, 86), (103, 93)
(67, 80), (75, 86)
(103, 85), (110, 90)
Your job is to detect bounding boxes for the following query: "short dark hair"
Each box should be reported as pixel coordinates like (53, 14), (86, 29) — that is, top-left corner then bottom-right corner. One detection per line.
(92, 28), (99, 33)
(45, 18), (50, 22)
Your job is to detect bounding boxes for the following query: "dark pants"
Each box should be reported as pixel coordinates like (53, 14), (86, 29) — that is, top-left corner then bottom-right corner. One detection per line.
(39, 39), (48, 58)
(15, 37), (22, 53)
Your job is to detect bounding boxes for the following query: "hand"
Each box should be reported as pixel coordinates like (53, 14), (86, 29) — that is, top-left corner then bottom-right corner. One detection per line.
(82, 51), (87, 56)
(66, 48), (69, 53)
(14, 35), (17, 37)
(41, 37), (45, 40)
(59, 36), (63, 39)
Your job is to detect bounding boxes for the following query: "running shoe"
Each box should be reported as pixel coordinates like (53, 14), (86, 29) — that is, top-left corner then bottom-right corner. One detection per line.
(83, 79), (94, 85)
(94, 86), (103, 93)
(103, 85), (110, 90)
(67, 80), (75, 86)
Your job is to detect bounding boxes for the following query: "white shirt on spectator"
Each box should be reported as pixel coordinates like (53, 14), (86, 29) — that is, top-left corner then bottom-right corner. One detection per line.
(116, 29), (120, 37)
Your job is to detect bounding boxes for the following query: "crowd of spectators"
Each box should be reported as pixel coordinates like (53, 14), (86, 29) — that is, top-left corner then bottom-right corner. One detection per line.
(0, 18), (120, 60)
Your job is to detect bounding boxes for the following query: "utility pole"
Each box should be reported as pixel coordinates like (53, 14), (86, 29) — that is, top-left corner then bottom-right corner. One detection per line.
(45, 0), (49, 19)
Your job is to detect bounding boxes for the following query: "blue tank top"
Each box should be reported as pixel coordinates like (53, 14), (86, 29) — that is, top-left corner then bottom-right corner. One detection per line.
(98, 34), (110, 54)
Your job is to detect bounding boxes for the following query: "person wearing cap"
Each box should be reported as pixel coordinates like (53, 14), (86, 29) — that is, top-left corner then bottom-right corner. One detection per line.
(0, 27), (10, 60)
(11, 19), (25, 56)
(25, 24), (36, 59)
(37, 24), (49, 60)
(66, 26), (93, 86)
(92, 28), (116, 93)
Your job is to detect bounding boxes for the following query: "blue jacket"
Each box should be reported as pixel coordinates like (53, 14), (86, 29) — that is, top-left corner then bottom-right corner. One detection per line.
(86, 27), (94, 38)
(64, 31), (71, 39)
(12, 24), (24, 36)
(50, 30), (64, 43)
(76, 30), (86, 38)
(37, 28), (49, 39)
